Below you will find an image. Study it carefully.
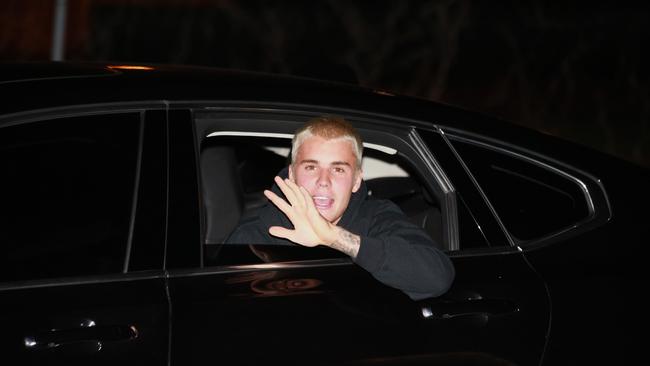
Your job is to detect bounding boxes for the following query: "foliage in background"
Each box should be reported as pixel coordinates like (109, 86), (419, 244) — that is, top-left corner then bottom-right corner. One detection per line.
(2, 0), (648, 167)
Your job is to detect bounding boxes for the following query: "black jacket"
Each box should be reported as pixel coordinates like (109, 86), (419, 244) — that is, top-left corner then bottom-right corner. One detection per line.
(226, 168), (455, 300)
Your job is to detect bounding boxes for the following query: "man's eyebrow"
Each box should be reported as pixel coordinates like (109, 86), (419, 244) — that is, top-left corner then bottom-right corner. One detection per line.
(298, 159), (319, 165)
(298, 159), (352, 167)
(331, 161), (352, 167)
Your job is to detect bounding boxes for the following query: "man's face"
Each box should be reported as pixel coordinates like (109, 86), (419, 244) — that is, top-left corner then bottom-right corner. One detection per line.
(289, 135), (362, 224)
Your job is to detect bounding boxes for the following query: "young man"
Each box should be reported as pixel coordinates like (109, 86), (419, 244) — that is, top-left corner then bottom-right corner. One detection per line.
(226, 116), (455, 300)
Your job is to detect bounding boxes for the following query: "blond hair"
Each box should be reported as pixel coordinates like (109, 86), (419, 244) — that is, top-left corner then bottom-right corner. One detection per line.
(291, 115), (363, 169)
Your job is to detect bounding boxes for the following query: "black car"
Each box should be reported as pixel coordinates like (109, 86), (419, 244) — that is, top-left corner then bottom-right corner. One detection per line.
(1, 61), (648, 366)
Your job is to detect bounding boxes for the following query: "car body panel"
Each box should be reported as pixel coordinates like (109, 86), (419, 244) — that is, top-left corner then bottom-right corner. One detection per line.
(168, 250), (548, 365)
(0, 275), (168, 366)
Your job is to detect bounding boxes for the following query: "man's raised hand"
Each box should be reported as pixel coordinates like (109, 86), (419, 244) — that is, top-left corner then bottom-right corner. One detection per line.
(263, 176), (337, 247)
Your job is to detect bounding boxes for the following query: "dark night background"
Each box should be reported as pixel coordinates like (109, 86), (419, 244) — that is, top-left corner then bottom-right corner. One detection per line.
(2, 0), (648, 168)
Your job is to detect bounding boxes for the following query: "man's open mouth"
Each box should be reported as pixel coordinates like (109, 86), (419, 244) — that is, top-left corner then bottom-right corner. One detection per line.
(312, 196), (334, 209)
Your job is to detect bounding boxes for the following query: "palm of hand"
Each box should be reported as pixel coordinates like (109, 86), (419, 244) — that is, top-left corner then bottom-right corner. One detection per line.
(264, 176), (335, 247)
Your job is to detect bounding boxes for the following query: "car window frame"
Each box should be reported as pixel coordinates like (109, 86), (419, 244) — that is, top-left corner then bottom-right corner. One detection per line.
(443, 129), (612, 249)
(0, 103), (168, 290)
(189, 105), (460, 269)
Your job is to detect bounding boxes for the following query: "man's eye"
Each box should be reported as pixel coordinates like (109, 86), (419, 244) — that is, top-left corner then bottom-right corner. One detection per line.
(305, 165), (316, 171)
(333, 167), (345, 173)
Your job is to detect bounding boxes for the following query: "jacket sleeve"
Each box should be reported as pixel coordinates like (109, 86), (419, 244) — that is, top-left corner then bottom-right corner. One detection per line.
(352, 201), (455, 300)
(224, 217), (269, 244)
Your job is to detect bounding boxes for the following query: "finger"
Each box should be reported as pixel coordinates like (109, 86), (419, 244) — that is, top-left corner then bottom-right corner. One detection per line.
(268, 226), (295, 241)
(284, 178), (307, 207)
(274, 176), (301, 207)
(264, 189), (296, 220)
(300, 186), (328, 221)
(299, 186), (317, 211)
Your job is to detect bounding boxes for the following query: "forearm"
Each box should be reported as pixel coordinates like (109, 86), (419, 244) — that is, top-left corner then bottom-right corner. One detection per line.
(326, 226), (361, 258)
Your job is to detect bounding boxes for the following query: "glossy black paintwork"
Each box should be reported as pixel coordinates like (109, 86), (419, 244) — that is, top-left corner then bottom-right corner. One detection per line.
(0, 62), (547, 144)
(168, 250), (548, 365)
(1, 61), (649, 365)
(0, 275), (169, 366)
(3, 61), (635, 190)
(0, 62), (628, 173)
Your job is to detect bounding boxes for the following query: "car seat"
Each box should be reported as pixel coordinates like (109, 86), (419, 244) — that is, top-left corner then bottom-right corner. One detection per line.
(200, 146), (244, 245)
(366, 176), (445, 249)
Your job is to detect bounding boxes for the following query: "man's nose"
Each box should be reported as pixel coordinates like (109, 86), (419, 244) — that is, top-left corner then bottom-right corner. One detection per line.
(317, 169), (330, 187)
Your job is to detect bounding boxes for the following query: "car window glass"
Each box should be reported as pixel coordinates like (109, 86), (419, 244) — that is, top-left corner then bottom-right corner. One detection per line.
(415, 128), (492, 250)
(0, 113), (141, 282)
(450, 137), (591, 241)
(457, 197), (493, 249)
(199, 134), (445, 267)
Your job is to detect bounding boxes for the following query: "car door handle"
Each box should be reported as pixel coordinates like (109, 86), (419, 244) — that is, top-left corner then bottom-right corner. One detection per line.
(420, 298), (519, 320)
(24, 320), (139, 351)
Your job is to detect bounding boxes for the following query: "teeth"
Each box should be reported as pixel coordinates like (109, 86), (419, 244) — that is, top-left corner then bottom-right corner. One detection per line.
(313, 196), (333, 207)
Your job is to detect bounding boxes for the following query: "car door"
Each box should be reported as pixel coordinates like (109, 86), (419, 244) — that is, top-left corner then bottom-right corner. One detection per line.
(165, 107), (549, 366)
(0, 109), (169, 365)
(438, 129), (619, 365)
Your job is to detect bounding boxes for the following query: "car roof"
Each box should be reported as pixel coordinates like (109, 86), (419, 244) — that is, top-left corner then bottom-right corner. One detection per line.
(0, 61), (525, 134)
(2, 60), (625, 173)
(0, 61), (465, 118)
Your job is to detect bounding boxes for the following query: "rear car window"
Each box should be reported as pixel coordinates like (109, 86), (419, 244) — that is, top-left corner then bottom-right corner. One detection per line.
(449, 137), (591, 241)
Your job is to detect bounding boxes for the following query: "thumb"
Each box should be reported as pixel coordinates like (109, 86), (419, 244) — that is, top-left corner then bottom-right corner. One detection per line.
(268, 226), (294, 241)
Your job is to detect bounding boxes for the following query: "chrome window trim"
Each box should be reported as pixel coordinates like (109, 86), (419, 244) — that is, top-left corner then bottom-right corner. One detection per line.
(206, 130), (398, 155)
(441, 132), (517, 247)
(0, 101), (167, 128)
(409, 128), (459, 251)
(0, 270), (165, 292)
(168, 258), (354, 279)
(123, 113), (146, 273)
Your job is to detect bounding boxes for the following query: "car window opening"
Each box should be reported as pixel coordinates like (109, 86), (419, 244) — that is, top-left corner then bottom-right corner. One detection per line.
(199, 133), (445, 267)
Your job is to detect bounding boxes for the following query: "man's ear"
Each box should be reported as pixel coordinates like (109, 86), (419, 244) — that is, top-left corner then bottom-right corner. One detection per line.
(288, 164), (295, 181)
(352, 170), (363, 193)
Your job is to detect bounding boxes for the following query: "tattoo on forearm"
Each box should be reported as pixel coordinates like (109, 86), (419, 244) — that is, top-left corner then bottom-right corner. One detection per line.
(331, 228), (360, 258)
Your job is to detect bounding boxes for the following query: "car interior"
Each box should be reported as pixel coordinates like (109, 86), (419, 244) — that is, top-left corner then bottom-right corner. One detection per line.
(199, 133), (445, 266)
